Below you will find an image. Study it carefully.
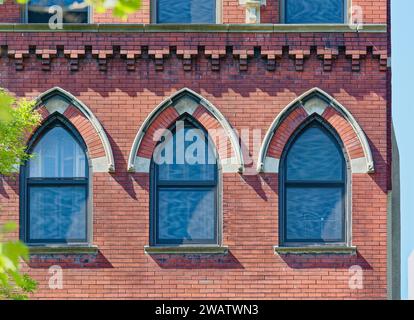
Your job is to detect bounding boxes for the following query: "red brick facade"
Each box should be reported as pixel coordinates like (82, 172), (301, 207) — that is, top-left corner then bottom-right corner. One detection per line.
(0, 0), (394, 299)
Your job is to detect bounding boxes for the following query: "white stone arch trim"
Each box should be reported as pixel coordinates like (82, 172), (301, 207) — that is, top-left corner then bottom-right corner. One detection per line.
(128, 88), (244, 173)
(35, 87), (115, 173)
(257, 87), (375, 174)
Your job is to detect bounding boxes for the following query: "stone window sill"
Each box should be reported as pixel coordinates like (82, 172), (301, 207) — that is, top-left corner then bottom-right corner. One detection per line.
(274, 245), (357, 255)
(144, 245), (229, 255)
(28, 245), (99, 255)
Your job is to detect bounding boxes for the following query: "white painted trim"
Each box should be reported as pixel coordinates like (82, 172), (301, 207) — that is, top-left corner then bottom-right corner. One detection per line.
(42, 95), (70, 114)
(128, 88), (244, 173)
(35, 87), (115, 172)
(302, 96), (328, 116)
(173, 96), (199, 115)
(91, 156), (109, 173)
(257, 87), (375, 174)
(351, 157), (369, 174)
(263, 156), (279, 173)
(221, 157), (241, 173)
(134, 156), (151, 173)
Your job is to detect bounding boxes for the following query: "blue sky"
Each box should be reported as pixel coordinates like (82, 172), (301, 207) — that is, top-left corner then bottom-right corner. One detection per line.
(391, 0), (414, 299)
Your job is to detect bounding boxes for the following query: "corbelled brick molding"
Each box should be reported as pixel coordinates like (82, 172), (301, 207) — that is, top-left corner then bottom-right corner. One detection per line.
(257, 87), (375, 174)
(128, 88), (244, 174)
(0, 30), (388, 73)
(33, 87), (115, 173)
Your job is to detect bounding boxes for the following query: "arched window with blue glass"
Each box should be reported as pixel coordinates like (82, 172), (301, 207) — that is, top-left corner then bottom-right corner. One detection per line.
(279, 116), (349, 246)
(150, 116), (219, 246)
(282, 0), (347, 24)
(21, 114), (89, 244)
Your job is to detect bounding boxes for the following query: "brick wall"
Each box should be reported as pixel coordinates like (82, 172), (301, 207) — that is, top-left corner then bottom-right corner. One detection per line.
(0, 0), (21, 22)
(0, 29), (390, 299)
(0, 0), (388, 24)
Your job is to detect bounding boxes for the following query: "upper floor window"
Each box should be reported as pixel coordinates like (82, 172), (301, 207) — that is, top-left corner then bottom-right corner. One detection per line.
(21, 116), (89, 244)
(280, 118), (347, 246)
(151, 118), (218, 245)
(27, 0), (89, 23)
(154, 0), (218, 24)
(283, 0), (346, 24)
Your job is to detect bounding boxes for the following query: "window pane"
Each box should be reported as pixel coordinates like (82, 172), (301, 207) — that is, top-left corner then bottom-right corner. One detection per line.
(29, 186), (87, 241)
(29, 126), (86, 178)
(155, 124), (216, 182)
(287, 126), (343, 181)
(157, 0), (216, 23)
(28, 0), (88, 23)
(285, 0), (344, 24)
(285, 187), (343, 241)
(157, 189), (215, 242)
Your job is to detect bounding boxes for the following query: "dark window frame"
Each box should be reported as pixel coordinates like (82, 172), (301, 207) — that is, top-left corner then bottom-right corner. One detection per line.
(281, 0), (348, 24)
(279, 115), (350, 247)
(151, 0), (222, 24)
(150, 115), (220, 246)
(23, 0), (91, 24)
(20, 113), (90, 245)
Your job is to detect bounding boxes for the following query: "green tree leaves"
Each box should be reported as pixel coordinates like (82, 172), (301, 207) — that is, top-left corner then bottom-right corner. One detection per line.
(0, 90), (40, 300)
(14, 0), (143, 19)
(0, 90), (41, 176)
(0, 223), (37, 300)
(89, 0), (142, 18)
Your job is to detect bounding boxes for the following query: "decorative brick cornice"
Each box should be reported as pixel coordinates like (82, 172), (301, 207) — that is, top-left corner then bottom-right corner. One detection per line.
(35, 49), (57, 71)
(289, 49), (310, 71)
(148, 48), (170, 71)
(373, 50), (388, 72)
(346, 49), (367, 72)
(8, 50), (29, 71)
(0, 44), (388, 73)
(317, 48), (339, 72)
(120, 49), (141, 71)
(261, 50), (282, 71)
(233, 49), (254, 71)
(205, 49), (226, 71)
(64, 49), (85, 71)
(92, 49), (114, 72)
(177, 49), (198, 72)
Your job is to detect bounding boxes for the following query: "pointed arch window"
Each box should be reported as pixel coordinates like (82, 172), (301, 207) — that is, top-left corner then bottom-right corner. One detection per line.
(280, 117), (348, 246)
(151, 117), (219, 246)
(21, 115), (89, 244)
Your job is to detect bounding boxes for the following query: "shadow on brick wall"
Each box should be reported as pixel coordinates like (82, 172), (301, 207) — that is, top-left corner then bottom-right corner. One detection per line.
(149, 251), (244, 269)
(279, 251), (372, 270)
(27, 251), (113, 269)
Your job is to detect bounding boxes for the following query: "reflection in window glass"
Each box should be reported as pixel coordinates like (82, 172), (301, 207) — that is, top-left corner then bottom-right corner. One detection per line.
(156, 0), (216, 23)
(153, 119), (218, 245)
(158, 189), (215, 241)
(29, 186), (87, 241)
(282, 121), (346, 244)
(27, 0), (89, 23)
(286, 187), (343, 241)
(285, 0), (345, 24)
(29, 126), (86, 178)
(24, 120), (88, 243)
